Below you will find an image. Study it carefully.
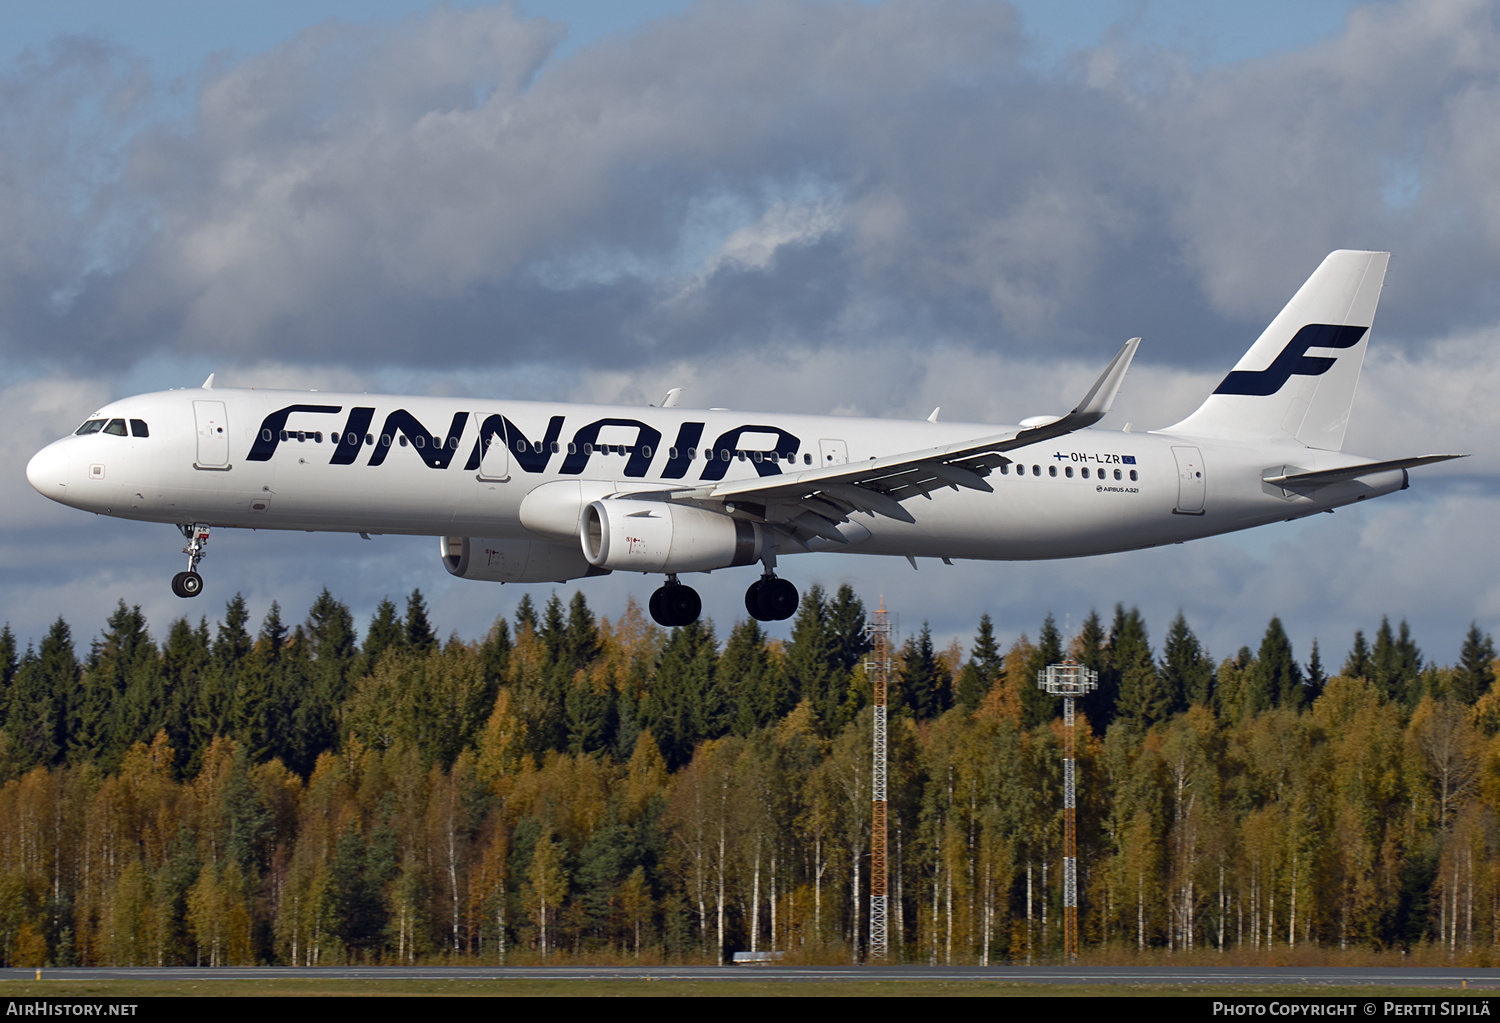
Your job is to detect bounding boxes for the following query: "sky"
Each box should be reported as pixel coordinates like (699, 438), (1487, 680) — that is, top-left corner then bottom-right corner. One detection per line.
(3, 0), (1497, 675)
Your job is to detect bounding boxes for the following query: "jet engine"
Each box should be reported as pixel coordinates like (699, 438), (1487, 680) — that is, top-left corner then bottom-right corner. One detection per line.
(580, 498), (763, 573)
(440, 535), (609, 584)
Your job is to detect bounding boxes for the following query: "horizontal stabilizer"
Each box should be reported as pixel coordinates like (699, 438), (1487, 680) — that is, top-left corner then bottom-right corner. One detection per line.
(1264, 453), (1466, 486)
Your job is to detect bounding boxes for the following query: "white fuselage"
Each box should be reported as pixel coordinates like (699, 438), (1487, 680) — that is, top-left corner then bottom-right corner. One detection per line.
(26, 386), (1405, 566)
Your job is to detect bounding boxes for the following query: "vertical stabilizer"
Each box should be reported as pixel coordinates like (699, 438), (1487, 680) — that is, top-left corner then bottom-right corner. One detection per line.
(1161, 250), (1389, 450)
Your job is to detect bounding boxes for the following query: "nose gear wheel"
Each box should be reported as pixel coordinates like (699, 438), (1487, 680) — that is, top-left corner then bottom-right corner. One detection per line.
(172, 523), (210, 598)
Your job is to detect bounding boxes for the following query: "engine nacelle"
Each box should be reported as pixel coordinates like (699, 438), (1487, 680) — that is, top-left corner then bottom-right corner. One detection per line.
(580, 498), (763, 573)
(440, 536), (610, 584)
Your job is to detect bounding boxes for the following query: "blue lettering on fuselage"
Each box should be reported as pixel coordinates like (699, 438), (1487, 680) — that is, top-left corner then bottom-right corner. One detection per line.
(464, 415), (564, 473)
(560, 418), (663, 478)
(366, 409), (467, 469)
(247, 405), (802, 481)
(699, 425), (801, 481)
(331, 407), (375, 465)
(248, 404), (343, 460)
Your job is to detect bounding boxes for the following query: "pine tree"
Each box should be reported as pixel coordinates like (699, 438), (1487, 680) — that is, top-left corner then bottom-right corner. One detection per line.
(1022, 613), (1064, 729)
(1251, 616), (1303, 711)
(1076, 609), (1113, 728)
(73, 602), (158, 769)
(643, 620), (718, 769)
(1304, 639), (1327, 703)
(1343, 629), (1372, 681)
(900, 622), (950, 719)
(956, 614), (1002, 713)
(562, 592), (602, 675)
(1365, 617), (1422, 705)
(363, 598), (404, 670)
(478, 616), (512, 685)
(6, 619), (76, 769)
(1111, 606), (1168, 728)
(160, 618), (210, 770)
(232, 603), (291, 764)
(514, 593), (538, 635)
(305, 590), (358, 700)
(404, 589), (437, 656)
(1453, 623), (1497, 705)
(721, 619), (783, 736)
(0, 624), (16, 723)
(784, 586), (830, 729)
(1161, 611), (1214, 712)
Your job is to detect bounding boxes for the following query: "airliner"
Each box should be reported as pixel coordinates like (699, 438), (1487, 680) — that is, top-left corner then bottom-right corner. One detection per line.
(26, 250), (1460, 627)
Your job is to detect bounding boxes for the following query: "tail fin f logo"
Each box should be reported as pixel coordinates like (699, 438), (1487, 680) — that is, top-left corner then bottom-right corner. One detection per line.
(1213, 324), (1368, 397)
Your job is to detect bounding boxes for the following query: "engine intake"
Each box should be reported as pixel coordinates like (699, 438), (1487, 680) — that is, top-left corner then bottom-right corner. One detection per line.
(580, 498), (762, 573)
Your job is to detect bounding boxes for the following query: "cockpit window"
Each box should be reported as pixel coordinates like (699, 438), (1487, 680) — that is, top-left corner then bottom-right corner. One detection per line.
(75, 420), (106, 435)
(103, 419), (128, 436)
(130, 419), (149, 438)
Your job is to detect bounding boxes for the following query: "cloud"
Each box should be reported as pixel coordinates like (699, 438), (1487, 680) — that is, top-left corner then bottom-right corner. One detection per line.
(2, 1), (1497, 669)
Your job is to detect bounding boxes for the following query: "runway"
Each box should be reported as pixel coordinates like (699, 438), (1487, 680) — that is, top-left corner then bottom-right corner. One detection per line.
(5, 964), (1500, 988)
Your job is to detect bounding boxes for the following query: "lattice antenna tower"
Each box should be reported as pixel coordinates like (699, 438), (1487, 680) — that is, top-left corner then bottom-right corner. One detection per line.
(866, 601), (893, 962)
(1036, 659), (1097, 958)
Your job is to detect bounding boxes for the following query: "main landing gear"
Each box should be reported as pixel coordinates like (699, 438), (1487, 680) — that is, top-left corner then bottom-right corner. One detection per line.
(649, 576), (702, 628)
(745, 572), (798, 622)
(171, 523), (209, 598)
(646, 572), (801, 628)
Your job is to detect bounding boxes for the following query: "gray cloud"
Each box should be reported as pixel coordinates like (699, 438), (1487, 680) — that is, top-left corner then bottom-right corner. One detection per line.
(3, 1), (1497, 667)
(5, 1), (1499, 376)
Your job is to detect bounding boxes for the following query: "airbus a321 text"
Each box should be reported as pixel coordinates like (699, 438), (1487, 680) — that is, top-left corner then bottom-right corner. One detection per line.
(27, 250), (1462, 627)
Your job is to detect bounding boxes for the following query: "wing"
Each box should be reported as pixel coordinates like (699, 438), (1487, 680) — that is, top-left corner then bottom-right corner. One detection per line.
(670, 338), (1141, 543)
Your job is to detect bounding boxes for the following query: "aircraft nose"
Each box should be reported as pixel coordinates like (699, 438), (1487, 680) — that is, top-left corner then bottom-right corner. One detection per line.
(26, 441), (70, 500)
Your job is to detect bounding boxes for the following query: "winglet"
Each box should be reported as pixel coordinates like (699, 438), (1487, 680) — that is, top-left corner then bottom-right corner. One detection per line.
(201, 373), (215, 390)
(1070, 337), (1140, 425)
(659, 388), (683, 408)
(1013, 337), (1139, 445)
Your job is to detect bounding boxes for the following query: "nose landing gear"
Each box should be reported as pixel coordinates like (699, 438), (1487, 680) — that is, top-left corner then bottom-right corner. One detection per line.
(649, 575), (702, 627)
(745, 573), (798, 622)
(171, 523), (209, 598)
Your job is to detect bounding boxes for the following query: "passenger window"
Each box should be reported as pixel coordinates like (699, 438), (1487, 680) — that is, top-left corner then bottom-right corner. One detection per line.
(104, 419), (128, 436)
(1114, 469), (1122, 481)
(999, 463), (1009, 475)
(1130, 470), (1138, 482)
(75, 420), (106, 435)
(1065, 466), (1073, 478)
(1048, 465), (1057, 477)
(1032, 465), (1040, 476)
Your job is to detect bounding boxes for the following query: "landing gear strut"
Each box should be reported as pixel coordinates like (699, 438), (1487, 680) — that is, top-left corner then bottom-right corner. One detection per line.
(649, 576), (702, 627)
(171, 523), (209, 598)
(745, 572), (798, 622)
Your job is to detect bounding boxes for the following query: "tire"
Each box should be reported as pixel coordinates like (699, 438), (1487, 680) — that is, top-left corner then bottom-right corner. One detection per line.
(745, 579), (766, 620)
(172, 571), (203, 598)
(761, 578), (798, 620)
(664, 584), (701, 626)
(649, 586), (669, 626)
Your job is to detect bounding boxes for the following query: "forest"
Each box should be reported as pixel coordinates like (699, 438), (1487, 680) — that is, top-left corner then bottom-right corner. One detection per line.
(0, 583), (1497, 967)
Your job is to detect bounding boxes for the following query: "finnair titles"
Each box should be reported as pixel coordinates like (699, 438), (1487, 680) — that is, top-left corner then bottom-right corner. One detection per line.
(28, 251), (1462, 627)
